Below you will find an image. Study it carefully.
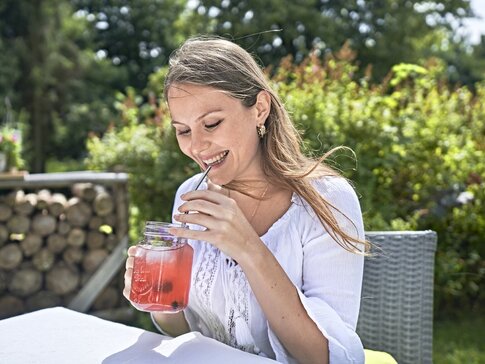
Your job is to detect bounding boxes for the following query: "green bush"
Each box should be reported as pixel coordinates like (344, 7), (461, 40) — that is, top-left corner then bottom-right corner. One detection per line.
(275, 51), (484, 315)
(86, 53), (484, 315)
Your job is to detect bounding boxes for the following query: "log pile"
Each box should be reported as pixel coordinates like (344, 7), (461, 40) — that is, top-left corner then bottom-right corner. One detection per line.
(0, 183), (128, 319)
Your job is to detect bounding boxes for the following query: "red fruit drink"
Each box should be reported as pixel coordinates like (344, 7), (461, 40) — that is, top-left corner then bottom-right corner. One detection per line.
(130, 222), (193, 312)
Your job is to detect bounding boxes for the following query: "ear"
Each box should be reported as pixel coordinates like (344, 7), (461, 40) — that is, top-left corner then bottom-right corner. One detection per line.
(254, 90), (271, 124)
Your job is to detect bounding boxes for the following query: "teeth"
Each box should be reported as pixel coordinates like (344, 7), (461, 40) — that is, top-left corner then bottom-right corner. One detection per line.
(203, 151), (228, 165)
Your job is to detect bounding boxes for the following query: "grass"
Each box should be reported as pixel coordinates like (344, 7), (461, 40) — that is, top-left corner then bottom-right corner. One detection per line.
(433, 313), (485, 364)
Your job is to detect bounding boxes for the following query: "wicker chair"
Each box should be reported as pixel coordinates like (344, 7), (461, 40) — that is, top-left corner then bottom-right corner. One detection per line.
(357, 231), (438, 364)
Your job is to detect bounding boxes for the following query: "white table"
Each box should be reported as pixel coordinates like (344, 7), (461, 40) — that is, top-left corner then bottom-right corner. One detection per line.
(0, 307), (277, 363)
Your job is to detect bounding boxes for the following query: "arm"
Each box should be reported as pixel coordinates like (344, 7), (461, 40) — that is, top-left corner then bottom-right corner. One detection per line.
(239, 239), (330, 364)
(151, 311), (190, 337)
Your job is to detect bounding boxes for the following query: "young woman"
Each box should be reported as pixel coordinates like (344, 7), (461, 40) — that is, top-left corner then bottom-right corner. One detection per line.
(124, 36), (369, 364)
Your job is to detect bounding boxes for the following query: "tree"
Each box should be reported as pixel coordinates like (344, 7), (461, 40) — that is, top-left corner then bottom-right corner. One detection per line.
(187, 0), (474, 81)
(0, 0), (123, 171)
(71, 0), (188, 90)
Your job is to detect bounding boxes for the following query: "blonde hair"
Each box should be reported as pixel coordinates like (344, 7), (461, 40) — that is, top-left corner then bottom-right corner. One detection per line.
(164, 36), (369, 253)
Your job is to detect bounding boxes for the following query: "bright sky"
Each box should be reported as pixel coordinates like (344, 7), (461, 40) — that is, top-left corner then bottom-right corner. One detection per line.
(463, 0), (485, 44)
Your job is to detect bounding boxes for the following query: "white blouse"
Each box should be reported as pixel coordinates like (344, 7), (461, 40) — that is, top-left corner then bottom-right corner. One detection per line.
(154, 174), (365, 363)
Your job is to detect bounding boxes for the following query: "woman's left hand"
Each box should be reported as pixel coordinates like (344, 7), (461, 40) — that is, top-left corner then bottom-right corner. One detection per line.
(170, 181), (260, 262)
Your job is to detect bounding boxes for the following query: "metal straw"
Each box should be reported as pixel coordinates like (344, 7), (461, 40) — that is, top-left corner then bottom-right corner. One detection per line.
(181, 165), (212, 227)
(193, 165), (212, 191)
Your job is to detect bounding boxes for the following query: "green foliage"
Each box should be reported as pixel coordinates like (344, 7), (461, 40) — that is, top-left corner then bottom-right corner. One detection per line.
(0, 125), (25, 170)
(188, 0), (479, 83)
(85, 86), (197, 240)
(275, 50), (485, 314)
(86, 48), (484, 314)
(434, 314), (485, 364)
(71, 0), (187, 89)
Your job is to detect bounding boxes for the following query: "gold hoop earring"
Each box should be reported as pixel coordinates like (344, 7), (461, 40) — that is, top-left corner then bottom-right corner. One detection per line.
(256, 124), (267, 139)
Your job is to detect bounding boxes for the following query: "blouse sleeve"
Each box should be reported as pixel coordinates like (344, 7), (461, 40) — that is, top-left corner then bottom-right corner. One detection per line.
(267, 177), (365, 363)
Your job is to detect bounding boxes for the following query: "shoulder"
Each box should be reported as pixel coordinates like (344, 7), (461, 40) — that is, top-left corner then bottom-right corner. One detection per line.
(311, 175), (355, 193)
(311, 175), (359, 203)
(295, 175), (364, 241)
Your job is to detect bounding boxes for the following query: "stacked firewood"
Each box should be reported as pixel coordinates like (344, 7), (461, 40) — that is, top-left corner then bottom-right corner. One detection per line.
(0, 183), (127, 319)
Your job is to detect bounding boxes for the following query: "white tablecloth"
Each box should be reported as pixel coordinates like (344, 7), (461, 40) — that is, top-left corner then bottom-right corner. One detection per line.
(0, 307), (277, 363)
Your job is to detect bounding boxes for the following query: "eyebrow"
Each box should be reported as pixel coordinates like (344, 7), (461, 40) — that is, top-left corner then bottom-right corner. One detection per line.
(171, 109), (223, 126)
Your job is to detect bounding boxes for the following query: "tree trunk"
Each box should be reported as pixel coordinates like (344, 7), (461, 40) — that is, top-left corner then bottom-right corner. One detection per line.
(66, 227), (86, 247)
(66, 198), (92, 227)
(93, 188), (114, 216)
(6, 214), (31, 234)
(62, 247), (84, 267)
(46, 233), (67, 254)
(0, 296), (25, 319)
(57, 219), (71, 235)
(82, 249), (108, 273)
(20, 233), (43, 257)
(0, 243), (23, 270)
(46, 263), (80, 295)
(0, 202), (13, 221)
(72, 183), (97, 202)
(36, 189), (51, 210)
(13, 191), (36, 216)
(86, 230), (105, 250)
(8, 268), (43, 297)
(26, 290), (61, 311)
(0, 224), (9, 246)
(32, 213), (57, 236)
(103, 214), (117, 228)
(88, 215), (104, 230)
(32, 248), (55, 272)
(48, 193), (67, 217)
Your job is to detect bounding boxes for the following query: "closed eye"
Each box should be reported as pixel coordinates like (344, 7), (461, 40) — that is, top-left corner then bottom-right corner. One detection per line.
(176, 128), (191, 136)
(205, 119), (223, 130)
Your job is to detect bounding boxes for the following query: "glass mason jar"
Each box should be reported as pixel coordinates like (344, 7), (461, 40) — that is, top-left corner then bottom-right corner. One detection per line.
(129, 221), (193, 313)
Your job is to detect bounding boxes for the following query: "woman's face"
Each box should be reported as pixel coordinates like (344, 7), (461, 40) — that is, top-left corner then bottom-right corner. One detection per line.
(167, 83), (270, 185)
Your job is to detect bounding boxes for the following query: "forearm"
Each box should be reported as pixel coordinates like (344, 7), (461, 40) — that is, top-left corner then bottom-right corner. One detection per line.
(238, 241), (329, 364)
(151, 311), (190, 337)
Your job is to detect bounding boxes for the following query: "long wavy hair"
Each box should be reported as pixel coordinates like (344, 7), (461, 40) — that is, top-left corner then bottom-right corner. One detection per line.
(164, 36), (369, 253)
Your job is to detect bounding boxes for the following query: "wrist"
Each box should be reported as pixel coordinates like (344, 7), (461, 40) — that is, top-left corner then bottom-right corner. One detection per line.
(238, 236), (272, 271)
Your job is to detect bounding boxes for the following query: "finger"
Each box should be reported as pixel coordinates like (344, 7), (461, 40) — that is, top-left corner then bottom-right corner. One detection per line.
(178, 199), (220, 215)
(127, 245), (137, 256)
(123, 286), (131, 300)
(124, 267), (133, 283)
(182, 189), (227, 204)
(125, 256), (134, 270)
(174, 212), (219, 229)
(123, 268), (132, 300)
(169, 226), (212, 241)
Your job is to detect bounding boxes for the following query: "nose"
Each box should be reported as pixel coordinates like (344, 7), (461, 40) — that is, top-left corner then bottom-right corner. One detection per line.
(190, 130), (210, 156)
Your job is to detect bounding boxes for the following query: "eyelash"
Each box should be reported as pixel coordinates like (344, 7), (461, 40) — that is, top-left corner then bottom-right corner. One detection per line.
(176, 119), (223, 136)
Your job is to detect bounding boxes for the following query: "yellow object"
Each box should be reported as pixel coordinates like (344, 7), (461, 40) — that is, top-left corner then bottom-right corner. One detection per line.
(364, 349), (398, 364)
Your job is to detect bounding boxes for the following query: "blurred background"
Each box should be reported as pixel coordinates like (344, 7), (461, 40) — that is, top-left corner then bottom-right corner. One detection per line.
(0, 1), (484, 362)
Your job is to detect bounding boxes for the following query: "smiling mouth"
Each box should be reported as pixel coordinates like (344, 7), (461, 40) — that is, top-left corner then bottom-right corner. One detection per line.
(202, 151), (229, 167)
